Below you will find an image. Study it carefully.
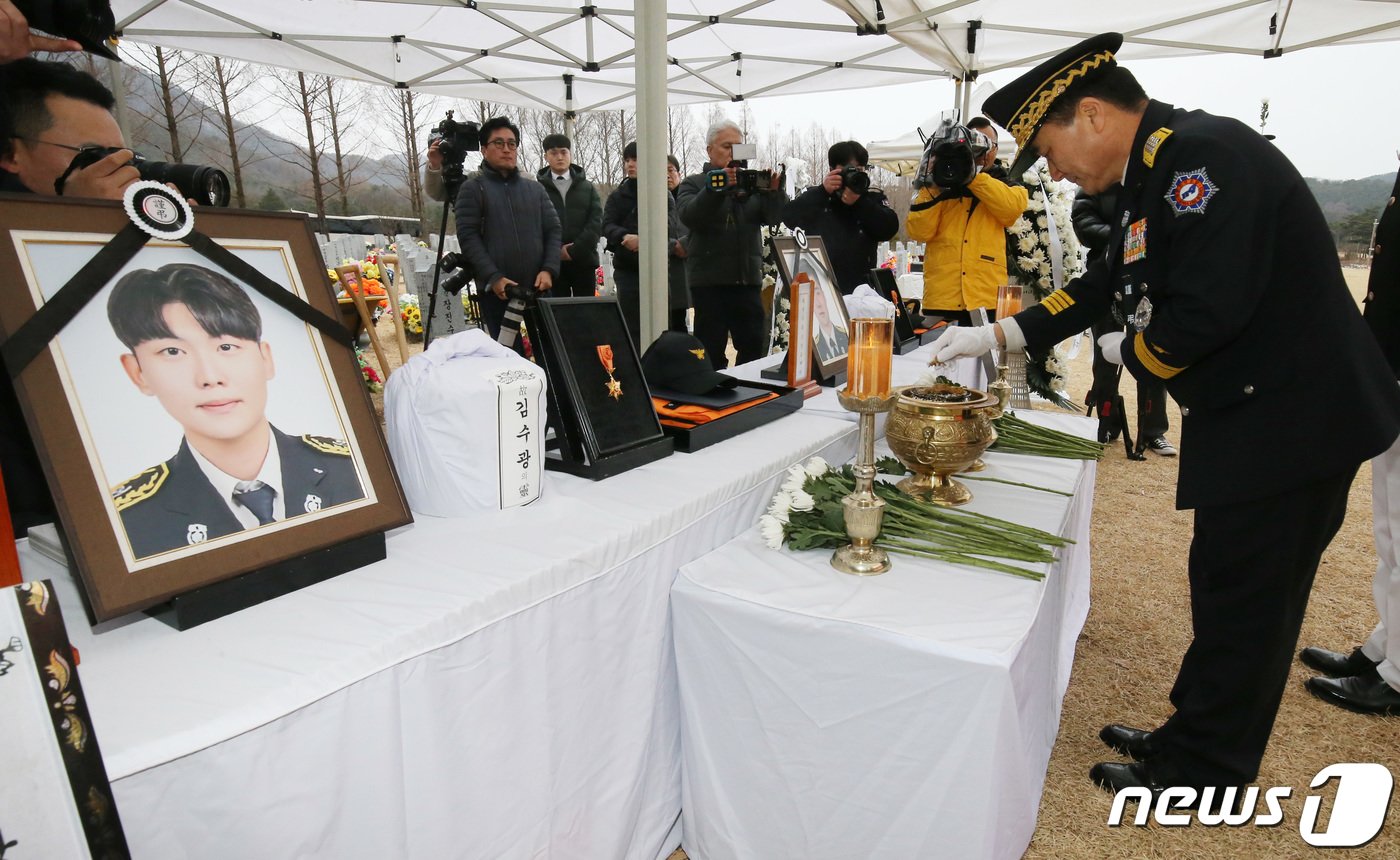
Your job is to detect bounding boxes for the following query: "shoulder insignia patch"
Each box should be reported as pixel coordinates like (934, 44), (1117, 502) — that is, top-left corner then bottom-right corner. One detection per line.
(112, 463), (169, 512)
(302, 434), (352, 456)
(1142, 127), (1173, 168)
(1164, 168), (1217, 216)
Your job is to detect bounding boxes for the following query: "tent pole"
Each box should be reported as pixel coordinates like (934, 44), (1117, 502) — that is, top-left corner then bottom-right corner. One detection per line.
(563, 73), (576, 140)
(636, 0), (668, 350)
(952, 78), (964, 116)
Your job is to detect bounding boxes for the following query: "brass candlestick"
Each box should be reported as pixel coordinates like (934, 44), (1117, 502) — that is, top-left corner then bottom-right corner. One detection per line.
(832, 389), (897, 575)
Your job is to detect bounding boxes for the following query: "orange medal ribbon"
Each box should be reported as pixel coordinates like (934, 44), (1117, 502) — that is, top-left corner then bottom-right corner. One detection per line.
(597, 345), (623, 400)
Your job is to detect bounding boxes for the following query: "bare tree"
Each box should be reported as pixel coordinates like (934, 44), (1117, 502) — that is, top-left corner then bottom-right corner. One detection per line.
(193, 55), (260, 208)
(321, 77), (369, 215)
(384, 87), (439, 227)
(268, 70), (330, 231)
(666, 105), (702, 174)
(125, 45), (205, 161)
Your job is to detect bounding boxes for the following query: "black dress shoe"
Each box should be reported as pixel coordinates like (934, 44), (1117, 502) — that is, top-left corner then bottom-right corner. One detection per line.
(1306, 674), (1400, 715)
(1091, 761), (1246, 813)
(1299, 646), (1379, 678)
(1099, 724), (1159, 761)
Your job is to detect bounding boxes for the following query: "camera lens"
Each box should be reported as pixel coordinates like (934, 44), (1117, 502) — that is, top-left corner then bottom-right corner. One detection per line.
(441, 269), (474, 295)
(138, 160), (232, 207)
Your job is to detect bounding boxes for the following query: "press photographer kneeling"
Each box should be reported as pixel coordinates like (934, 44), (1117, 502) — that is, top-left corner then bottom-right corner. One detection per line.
(905, 118), (1027, 326)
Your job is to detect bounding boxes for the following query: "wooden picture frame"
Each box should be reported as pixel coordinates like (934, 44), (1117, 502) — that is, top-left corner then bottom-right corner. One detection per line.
(771, 234), (850, 384)
(0, 197), (411, 621)
(527, 296), (672, 480)
(785, 275), (821, 399)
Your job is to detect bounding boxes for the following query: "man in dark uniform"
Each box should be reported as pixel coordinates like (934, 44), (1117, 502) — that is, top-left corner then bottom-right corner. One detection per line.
(108, 263), (363, 559)
(931, 33), (1400, 799)
(1299, 163), (1400, 714)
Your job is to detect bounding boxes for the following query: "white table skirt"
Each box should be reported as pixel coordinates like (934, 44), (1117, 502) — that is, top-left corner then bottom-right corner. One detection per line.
(672, 412), (1096, 860)
(21, 409), (860, 860)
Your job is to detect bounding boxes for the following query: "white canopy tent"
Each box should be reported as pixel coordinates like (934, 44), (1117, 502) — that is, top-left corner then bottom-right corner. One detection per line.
(109, 0), (1400, 345)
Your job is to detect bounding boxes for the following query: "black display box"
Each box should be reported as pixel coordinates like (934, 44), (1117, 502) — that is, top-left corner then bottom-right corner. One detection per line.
(658, 380), (805, 453)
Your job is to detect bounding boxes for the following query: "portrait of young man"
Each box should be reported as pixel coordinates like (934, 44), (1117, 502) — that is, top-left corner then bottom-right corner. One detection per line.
(105, 263), (365, 560)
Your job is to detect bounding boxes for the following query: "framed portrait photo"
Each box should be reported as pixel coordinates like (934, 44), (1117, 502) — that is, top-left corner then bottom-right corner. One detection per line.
(772, 233), (850, 383)
(0, 197), (411, 622)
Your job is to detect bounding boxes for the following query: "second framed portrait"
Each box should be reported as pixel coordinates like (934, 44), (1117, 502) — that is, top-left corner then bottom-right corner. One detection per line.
(0, 197), (411, 621)
(772, 233), (850, 383)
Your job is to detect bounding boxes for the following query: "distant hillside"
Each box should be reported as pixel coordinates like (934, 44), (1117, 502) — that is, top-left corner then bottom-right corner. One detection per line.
(1306, 173), (1394, 225)
(113, 61), (415, 217)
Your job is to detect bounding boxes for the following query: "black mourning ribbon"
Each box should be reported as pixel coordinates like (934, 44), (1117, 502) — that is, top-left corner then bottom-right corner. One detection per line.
(3, 224), (352, 379)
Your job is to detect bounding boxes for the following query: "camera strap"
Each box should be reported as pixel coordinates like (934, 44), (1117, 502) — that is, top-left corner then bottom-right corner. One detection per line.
(909, 187), (976, 212)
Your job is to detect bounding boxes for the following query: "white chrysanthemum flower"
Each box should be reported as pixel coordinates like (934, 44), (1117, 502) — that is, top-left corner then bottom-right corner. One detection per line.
(782, 464), (807, 493)
(1017, 234), (1038, 253)
(804, 456), (830, 477)
(1022, 167), (1040, 184)
(1038, 275), (1052, 288)
(1028, 196), (1045, 213)
(1029, 247), (1047, 264)
(789, 488), (816, 512)
(1036, 215), (1049, 229)
(1012, 216), (1033, 234)
(1018, 255), (1035, 272)
(759, 514), (786, 549)
(768, 491), (793, 522)
(1038, 260), (1052, 276)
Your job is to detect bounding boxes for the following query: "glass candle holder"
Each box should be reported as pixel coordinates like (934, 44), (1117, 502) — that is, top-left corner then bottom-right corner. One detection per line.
(848, 317), (894, 399)
(996, 283), (1023, 320)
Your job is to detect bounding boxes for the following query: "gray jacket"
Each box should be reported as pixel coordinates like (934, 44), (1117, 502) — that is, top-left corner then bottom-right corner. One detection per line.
(675, 162), (788, 287)
(455, 165), (562, 291)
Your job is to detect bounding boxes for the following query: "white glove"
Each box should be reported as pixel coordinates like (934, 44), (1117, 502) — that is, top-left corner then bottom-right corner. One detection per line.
(928, 325), (998, 364)
(1097, 331), (1126, 365)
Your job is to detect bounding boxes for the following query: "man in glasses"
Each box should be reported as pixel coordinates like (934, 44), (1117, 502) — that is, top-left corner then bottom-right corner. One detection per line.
(454, 116), (561, 350)
(0, 57), (137, 200)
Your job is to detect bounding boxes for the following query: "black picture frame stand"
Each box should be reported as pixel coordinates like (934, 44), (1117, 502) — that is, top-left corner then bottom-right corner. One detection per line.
(526, 298), (673, 481)
(147, 531), (386, 630)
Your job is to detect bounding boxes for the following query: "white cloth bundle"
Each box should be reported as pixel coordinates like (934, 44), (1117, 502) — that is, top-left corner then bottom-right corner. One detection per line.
(843, 284), (896, 320)
(385, 330), (546, 515)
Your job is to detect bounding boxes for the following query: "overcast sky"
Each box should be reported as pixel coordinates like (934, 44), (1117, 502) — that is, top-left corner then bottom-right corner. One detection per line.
(742, 39), (1399, 183)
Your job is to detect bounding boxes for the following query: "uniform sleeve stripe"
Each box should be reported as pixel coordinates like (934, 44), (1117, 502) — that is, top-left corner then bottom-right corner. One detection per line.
(1134, 335), (1185, 379)
(1042, 291), (1074, 315)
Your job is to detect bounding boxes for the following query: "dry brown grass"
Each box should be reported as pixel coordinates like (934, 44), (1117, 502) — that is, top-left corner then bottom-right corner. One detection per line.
(372, 271), (1400, 858)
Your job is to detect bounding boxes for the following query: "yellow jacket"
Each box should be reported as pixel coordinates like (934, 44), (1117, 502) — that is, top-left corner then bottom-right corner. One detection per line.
(906, 173), (1027, 312)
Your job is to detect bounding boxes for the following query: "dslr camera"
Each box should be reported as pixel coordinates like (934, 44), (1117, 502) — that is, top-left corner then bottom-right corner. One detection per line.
(840, 165), (871, 195)
(706, 142), (780, 196)
(65, 146), (231, 206)
(12, 0), (118, 59)
(916, 117), (989, 191)
(428, 110), (480, 187)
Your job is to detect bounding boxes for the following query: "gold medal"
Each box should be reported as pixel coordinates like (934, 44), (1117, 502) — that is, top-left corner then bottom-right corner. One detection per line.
(597, 345), (622, 400)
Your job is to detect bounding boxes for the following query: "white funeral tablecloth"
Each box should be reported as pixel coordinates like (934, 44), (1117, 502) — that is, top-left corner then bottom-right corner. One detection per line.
(18, 409), (860, 860)
(672, 412), (1096, 860)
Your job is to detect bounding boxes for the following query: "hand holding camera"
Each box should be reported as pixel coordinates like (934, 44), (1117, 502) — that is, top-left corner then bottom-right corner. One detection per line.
(59, 146), (139, 200)
(2, 0), (82, 62)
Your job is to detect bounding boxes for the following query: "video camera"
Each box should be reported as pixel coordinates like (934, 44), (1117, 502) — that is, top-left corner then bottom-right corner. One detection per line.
(916, 115), (989, 192)
(63, 146), (231, 206)
(428, 110), (480, 189)
(13, 0), (118, 60)
(706, 142), (781, 196)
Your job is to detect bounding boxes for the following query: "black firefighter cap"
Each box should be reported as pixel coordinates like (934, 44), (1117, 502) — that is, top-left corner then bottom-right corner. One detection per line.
(641, 331), (738, 396)
(982, 32), (1124, 178)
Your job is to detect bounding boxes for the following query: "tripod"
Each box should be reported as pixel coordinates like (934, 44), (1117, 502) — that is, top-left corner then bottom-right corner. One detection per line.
(423, 167), (464, 348)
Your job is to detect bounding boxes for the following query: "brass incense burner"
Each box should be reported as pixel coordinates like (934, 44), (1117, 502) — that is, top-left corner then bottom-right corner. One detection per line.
(886, 382), (1000, 506)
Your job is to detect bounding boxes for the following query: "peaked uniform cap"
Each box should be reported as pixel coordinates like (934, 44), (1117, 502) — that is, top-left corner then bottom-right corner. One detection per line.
(982, 32), (1124, 178)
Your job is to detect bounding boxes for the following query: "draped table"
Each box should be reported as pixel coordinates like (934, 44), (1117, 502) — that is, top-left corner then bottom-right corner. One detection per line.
(17, 406), (862, 860)
(671, 411), (1096, 860)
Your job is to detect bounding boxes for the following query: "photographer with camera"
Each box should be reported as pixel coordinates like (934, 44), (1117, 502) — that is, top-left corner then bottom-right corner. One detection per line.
(453, 116), (560, 353)
(781, 140), (899, 295)
(905, 117), (1027, 325)
(0, 57), (134, 200)
(675, 120), (788, 368)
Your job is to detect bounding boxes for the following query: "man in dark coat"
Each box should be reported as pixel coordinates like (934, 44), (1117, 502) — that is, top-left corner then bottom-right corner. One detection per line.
(603, 141), (687, 348)
(537, 133), (602, 298)
(107, 264), (364, 560)
(675, 120), (788, 368)
(932, 32), (1400, 799)
(455, 117), (561, 350)
(781, 140), (899, 295)
(1073, 187), (1175, 454)
(1299, 164), (1400, 714)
